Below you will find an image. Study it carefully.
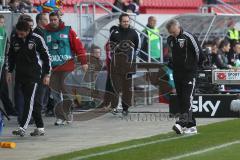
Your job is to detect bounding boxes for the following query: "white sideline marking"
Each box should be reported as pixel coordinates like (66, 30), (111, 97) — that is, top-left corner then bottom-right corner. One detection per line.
(162, 140), (240, 160)
(71, 135), (195, 160)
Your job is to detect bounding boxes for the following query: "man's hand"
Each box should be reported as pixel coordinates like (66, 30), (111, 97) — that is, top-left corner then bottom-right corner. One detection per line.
(82, 64), (88, 72)
(43, 75), (50, 86)
(6, 72), (12, 84)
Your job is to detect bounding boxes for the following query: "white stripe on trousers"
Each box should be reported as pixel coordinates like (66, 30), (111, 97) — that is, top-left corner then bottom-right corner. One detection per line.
(189, 78), (196, 111)
(23, 83), (38, 130)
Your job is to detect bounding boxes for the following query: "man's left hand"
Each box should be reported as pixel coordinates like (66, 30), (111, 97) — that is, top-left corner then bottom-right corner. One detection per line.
(43, 75), (50, 86)
(82, 64), (88, 72)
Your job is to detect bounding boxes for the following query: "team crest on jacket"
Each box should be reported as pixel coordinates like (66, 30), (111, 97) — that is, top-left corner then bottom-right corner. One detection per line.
(13, 43), (20, 52)
(28, 43), (34, 50)
(178, 39), (185, 48)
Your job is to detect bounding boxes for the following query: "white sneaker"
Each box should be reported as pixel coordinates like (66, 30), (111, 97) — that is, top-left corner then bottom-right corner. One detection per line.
(184, 126), (198, 135)
(30, 128), (45, 136)
(172, 124), (184, 134)
(54, 119), (67, 126)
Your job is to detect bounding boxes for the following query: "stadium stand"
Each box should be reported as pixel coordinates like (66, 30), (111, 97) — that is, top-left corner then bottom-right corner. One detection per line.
(29, 0), (240, 14)
(30, 0), (204, 13)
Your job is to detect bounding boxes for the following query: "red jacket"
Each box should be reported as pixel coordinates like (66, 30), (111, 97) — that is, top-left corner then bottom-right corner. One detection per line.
(45, 22), (87, 72)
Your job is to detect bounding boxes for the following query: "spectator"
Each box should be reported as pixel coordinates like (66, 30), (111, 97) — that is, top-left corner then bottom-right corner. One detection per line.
(214, 39), (232, 69)
(20, 0), (38, 13)
(132, 0), (142, 14)
(8, 0), (21, 13)
(112, 0), (124, 12)
(9, 0), (37, 13)
(44, 12), (88, 125)
(123, 0), (136, 13)
(228, 42), (240, 66)
(123, 0), (142, 14)
(84, 45), (103, 84)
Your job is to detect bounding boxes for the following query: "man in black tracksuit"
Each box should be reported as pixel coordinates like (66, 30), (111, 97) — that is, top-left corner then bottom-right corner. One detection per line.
(166, 19), (201, 134)
(6, 21), (51, 137)
(33, 13), (54, 117)
(109, 13), (140, 116)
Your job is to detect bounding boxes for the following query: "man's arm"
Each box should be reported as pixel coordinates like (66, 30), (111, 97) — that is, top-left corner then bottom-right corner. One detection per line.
(5, 38), (15, 73)
(34, 33), (51, 85)
(183, 32), (201, 62)
(134, 30), (140, 52)
(69, 28), (87, 65)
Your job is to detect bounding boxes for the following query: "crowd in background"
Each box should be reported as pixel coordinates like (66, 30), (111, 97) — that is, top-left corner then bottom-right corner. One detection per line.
(0, 0), (144, 14)
(201, 22), (240, 70)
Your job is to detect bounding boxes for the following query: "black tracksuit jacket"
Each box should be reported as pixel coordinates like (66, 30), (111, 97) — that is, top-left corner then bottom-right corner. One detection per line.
(6, 31), (51, 83)
(167, 29), (201, 73)
(109, 25), (140, 74)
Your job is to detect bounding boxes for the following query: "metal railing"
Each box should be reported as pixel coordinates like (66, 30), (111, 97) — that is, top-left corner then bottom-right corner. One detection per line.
(74, 0), (163, 63)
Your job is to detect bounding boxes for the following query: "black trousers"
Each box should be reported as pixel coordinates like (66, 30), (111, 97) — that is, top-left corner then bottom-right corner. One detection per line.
(17, 82), (44, 130)
(35, 82), (50, 111)
(110, 73), (132, 111)
(173, 72), (196, 128)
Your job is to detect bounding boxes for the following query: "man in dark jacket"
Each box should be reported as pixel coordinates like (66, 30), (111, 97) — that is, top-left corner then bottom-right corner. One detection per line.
(33, 13), (48, 38)
(6, 21), (51, 137)
(109, 13), (140, 116)
(33, 13), (54, 117)
(166, 19), (201, 135)
(213, 39), (232, 69)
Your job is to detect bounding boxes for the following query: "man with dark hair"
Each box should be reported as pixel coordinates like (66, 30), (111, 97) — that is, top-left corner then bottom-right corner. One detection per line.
(166, 19), (201, 135)
(109, 13), (140, 116)
(214, 39), (232, 69)
(229, 42), (240, 66)
(6, 20), (51, 137)
(11, 15), (35, 124)
(44, 11), (88, 125)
